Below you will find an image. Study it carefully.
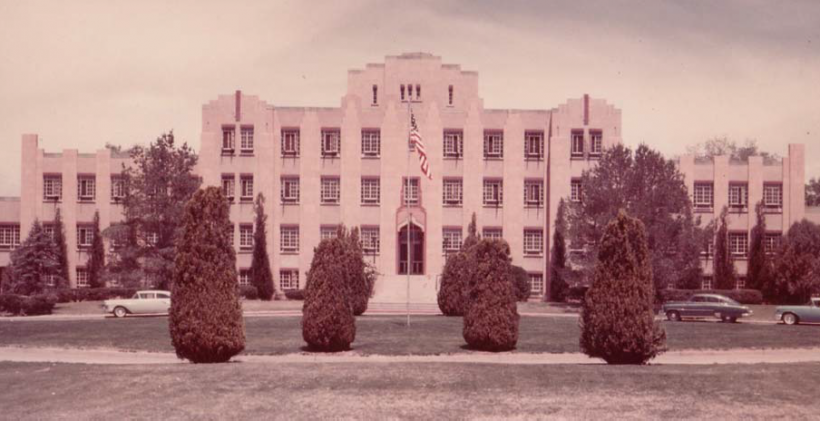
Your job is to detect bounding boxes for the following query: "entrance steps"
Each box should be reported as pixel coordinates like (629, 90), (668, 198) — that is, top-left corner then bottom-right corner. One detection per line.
(371, 274), (439, 304)
(364, 302), (442, 315)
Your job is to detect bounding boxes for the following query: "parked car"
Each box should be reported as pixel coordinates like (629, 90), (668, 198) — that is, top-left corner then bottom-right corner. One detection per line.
(102, 290), (171, 318)
(662, 293), (752, 323)
(775, 298), (820, 325)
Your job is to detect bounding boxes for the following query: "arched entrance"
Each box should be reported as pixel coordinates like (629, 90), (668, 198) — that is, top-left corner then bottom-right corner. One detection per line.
(398, 223), (424, 275)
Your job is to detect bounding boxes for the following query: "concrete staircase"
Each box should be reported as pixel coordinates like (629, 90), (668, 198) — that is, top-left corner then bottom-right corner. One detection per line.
(371, 274), (438, 304)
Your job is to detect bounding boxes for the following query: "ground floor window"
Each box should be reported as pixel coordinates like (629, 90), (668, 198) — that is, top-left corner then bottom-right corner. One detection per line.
(529, 273), (544, 296)
(280, 270), (299, 290)
(238, 269), (250, 286)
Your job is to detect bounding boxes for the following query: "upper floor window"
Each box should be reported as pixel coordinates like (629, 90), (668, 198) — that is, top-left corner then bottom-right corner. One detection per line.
(483, 131), (504, 159)
(321, 177), (340, 204)
(361, 177), (380, 205)
(416, 84), (421, 99)
(764, 233), (782, 254)
(524, 229), (544, 255)
(280, 269), (299, 290)
(693, 182), (713, 209)
(77, 225), (94, 249)
(282, 129), (300, 157)
(221, 175), (235, 201)
(320, 226), (339, 241)
(222, 126), (235, 153)
(362, 130), (381, 157)
(44, 175), (62, 201)
(280, 226), (299, 253)
(77, 176), (96, 202)
(570, 130), (584, 157)
(763, 184), (783, 208)
(361, 226), (380, 254)
(448, 85), (454, 106)
(524, 179), (544, 207)
(239, 224), (253, 250)
(240, 126), (254, 153)
(525, 131), (544, 160)
(0, 225), (21, 249)
(442, 178), (463, 206)
(403, 177), (420, 206)
(442, 228), (463, 254)
(728, 183), (749, 210)
(483, 179), (503, 207)
(321, 129), (341, 157)
(111, 176), (126, 202)
(240, 176), (254, 201)
(482, 227), (502, 240)
(281, 177), (300, 204)
(443, 130), (463, 159)
(590, 130), (603, 156)
(372, 85), (378, 105)
(400, 84), (405, 101)
(729, 232), (749, 257)
(570, 179), (582, 202)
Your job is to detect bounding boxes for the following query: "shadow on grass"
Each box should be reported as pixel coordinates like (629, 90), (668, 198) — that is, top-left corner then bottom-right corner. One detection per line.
(459, 344), (518, 353)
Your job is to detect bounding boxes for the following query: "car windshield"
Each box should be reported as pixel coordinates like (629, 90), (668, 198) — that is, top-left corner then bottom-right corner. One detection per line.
(132, 293), (140, 299)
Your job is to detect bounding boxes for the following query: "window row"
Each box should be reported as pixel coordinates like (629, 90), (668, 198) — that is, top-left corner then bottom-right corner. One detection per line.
(221, 125), (255, 155)
(42, 176), (127, 202)
(570, 130), (603, 158)
(693, 182), (783, 210)
(238, 269), (301, 291)
(700, 276), (747, 291)
(221, 175), (254, 201)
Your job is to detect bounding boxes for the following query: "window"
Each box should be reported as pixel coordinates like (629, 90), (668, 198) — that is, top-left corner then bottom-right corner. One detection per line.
(76, 268), (89, 288)
(45, 274), (57, 287)
(111, 176), (125, 201)
(361, 226), (380, 254)
(239, 126), (254, 153)
(448, 85), (454, 105)
(442, 228), (463, 253)
(764, 233), (782, 254)
(400, 84), (405, 101)
(44, 176), (62, 201)
(442, 178), (463, 206)
(43, 224), (55, 240)
(282, 129), (300, 157)
(701, 276), (713, 290)
(525, 131), (544, 160)
(77, 225), (93, 248)
(221, 175), (235, 200)
(694, 183), (714, 209)
(320, 226), (339, 241)
(483, 131), (503, 158)
(403, 177), (420, 206)
(77, 176), (96, 201)
(729, 232), (749, 257)
(524, 229), (544, 255)
(529, 273), (544, 295)
(372, 85), (378, 105)
(280, 226), (299, 252)
(701, 237), (715, 256)
(763, 184), (783, 208)
(570, 179), (582, 202)
(483, 179), (503, 206)
(483, 227), (502, 240)
(407, 84), (413, 100)
(239, 225), (253, 249)
(321, 129), (341, 157)
(222, 126), (235, 153)
(0, 225), (21, 249)
(416, 85), (421, 99)
(362, 130), (381, 157)
(571, 130), (584, 157)
(146, 231), (159, 246)
(280, 270), (299, 290)
(228, 224), (234, 246)
(590, 130), (603, 155)
(524, 180), (544, 207)
(443, 130), (463, 158)
(321, 177), (340, 204)
(240, 176), (253, 200)
(361, 178), (380, 205)
(238, 269), (251, 286)
(736, 277), (746, 290)
(728, 183), (748, 210)
(281, 177), (300, 203)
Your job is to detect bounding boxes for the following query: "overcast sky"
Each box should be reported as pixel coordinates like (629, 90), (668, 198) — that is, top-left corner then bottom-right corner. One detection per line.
(1, 0), (818, 196)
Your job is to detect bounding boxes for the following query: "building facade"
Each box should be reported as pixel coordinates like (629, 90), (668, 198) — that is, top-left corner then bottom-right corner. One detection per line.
(0, 53), (814, 300)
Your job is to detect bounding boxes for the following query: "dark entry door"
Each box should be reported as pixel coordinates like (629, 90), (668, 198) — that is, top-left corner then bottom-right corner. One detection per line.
(399, 224), (424, 275)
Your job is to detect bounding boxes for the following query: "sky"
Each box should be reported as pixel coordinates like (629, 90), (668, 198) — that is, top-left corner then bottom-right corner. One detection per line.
(1, 0), (818, 196)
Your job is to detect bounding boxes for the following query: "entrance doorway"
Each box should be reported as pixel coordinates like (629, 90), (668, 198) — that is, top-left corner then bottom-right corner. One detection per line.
(398, 223), (424, 275)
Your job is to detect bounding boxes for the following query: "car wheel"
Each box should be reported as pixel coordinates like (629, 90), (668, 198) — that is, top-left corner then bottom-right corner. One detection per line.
(113, 306), (128, 318)
(782, 313), (799, 326)
(729, 316), (738, 323)
(666, 311), (681, 322)
(716, 312), (724, 322)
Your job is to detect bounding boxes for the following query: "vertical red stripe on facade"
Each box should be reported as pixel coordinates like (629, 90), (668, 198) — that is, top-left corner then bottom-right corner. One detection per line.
(235, 90), (241, 122)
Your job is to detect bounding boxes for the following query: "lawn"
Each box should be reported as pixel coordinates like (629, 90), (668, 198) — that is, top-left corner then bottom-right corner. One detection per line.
(0, 361), (818, 419)
(1, 315), (818, 355)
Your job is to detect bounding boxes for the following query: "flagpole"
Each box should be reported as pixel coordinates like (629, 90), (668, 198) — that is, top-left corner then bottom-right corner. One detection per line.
(406, 100), (412, 328)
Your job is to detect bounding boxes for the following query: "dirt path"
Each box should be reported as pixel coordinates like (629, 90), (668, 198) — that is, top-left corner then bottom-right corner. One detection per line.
(1, 345), (818, 366)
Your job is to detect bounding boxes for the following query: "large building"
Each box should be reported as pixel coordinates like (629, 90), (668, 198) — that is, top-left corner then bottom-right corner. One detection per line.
(0, 53), (815, 301)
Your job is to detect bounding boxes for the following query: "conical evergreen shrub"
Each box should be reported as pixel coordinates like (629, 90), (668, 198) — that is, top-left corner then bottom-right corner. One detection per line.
(344, 227), (373, 316)
(169, 187), (245, 363)
(437, 213), (479, 316)
(250, 193), (274, 300)
(302, 237), (356, 351)
(462, 239), (519, 351)
(580, 210), (666, 365)
(87, 211), (106, 288)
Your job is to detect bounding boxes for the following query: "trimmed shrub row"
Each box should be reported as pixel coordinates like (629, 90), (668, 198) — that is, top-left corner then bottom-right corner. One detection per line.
(285, 289), (305, 300)
(0, 294), (57, 316)
(660, 289), (763, 305)
(51, 287), (138, 303)
(238, 285), (259, 300)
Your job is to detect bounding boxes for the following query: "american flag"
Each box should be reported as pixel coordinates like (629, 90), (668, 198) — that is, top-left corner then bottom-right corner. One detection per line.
(409, 109), (432, 180)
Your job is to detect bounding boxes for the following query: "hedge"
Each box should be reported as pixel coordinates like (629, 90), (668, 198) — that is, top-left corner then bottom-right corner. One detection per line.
(238, 285), (259, 300)
(284, 289), (305, 300)
(0, 294), (57, 316)
(51, 288), (138, 303)
(659, 289), (763, 305)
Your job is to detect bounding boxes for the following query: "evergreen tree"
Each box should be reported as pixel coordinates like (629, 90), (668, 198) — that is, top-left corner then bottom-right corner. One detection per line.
(549, 199), (569, 302)
(747, 201), (771, 292)
(169, 187), (245, 363)
(250, 193), (274, 300)
(87, 211), (106, 288)
(463, 239), (519, 351)
(713, 206), (736, 290)
(767, 220), (820, 304)
(509, 265), (531, 302)
(437, 213), (479, 316)
(580, 210), (666, 365)
(344, 226), (373, 316)
(52, 208), (70, 289)
(302, 237), (356, 351)
(5, 220), (62, 295)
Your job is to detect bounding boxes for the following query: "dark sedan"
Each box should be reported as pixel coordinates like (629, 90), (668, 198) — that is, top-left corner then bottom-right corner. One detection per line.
(662, 294), (752, 323)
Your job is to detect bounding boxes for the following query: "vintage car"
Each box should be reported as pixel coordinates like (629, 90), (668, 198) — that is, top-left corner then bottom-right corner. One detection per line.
(662, 293), (752, 323)
(775, 298), (820, 325)
(102, 290), (171, 318)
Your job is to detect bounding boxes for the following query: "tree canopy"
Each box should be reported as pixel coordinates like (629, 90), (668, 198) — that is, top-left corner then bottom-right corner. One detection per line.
(3, 221), (63, 295)
(807, 178), (820, 207)
(686, 137), (779, 164)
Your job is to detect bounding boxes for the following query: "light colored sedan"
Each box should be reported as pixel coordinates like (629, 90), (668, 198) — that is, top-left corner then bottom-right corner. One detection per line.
(102, 290), (172, 318)
(775, 298), (820, 325)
